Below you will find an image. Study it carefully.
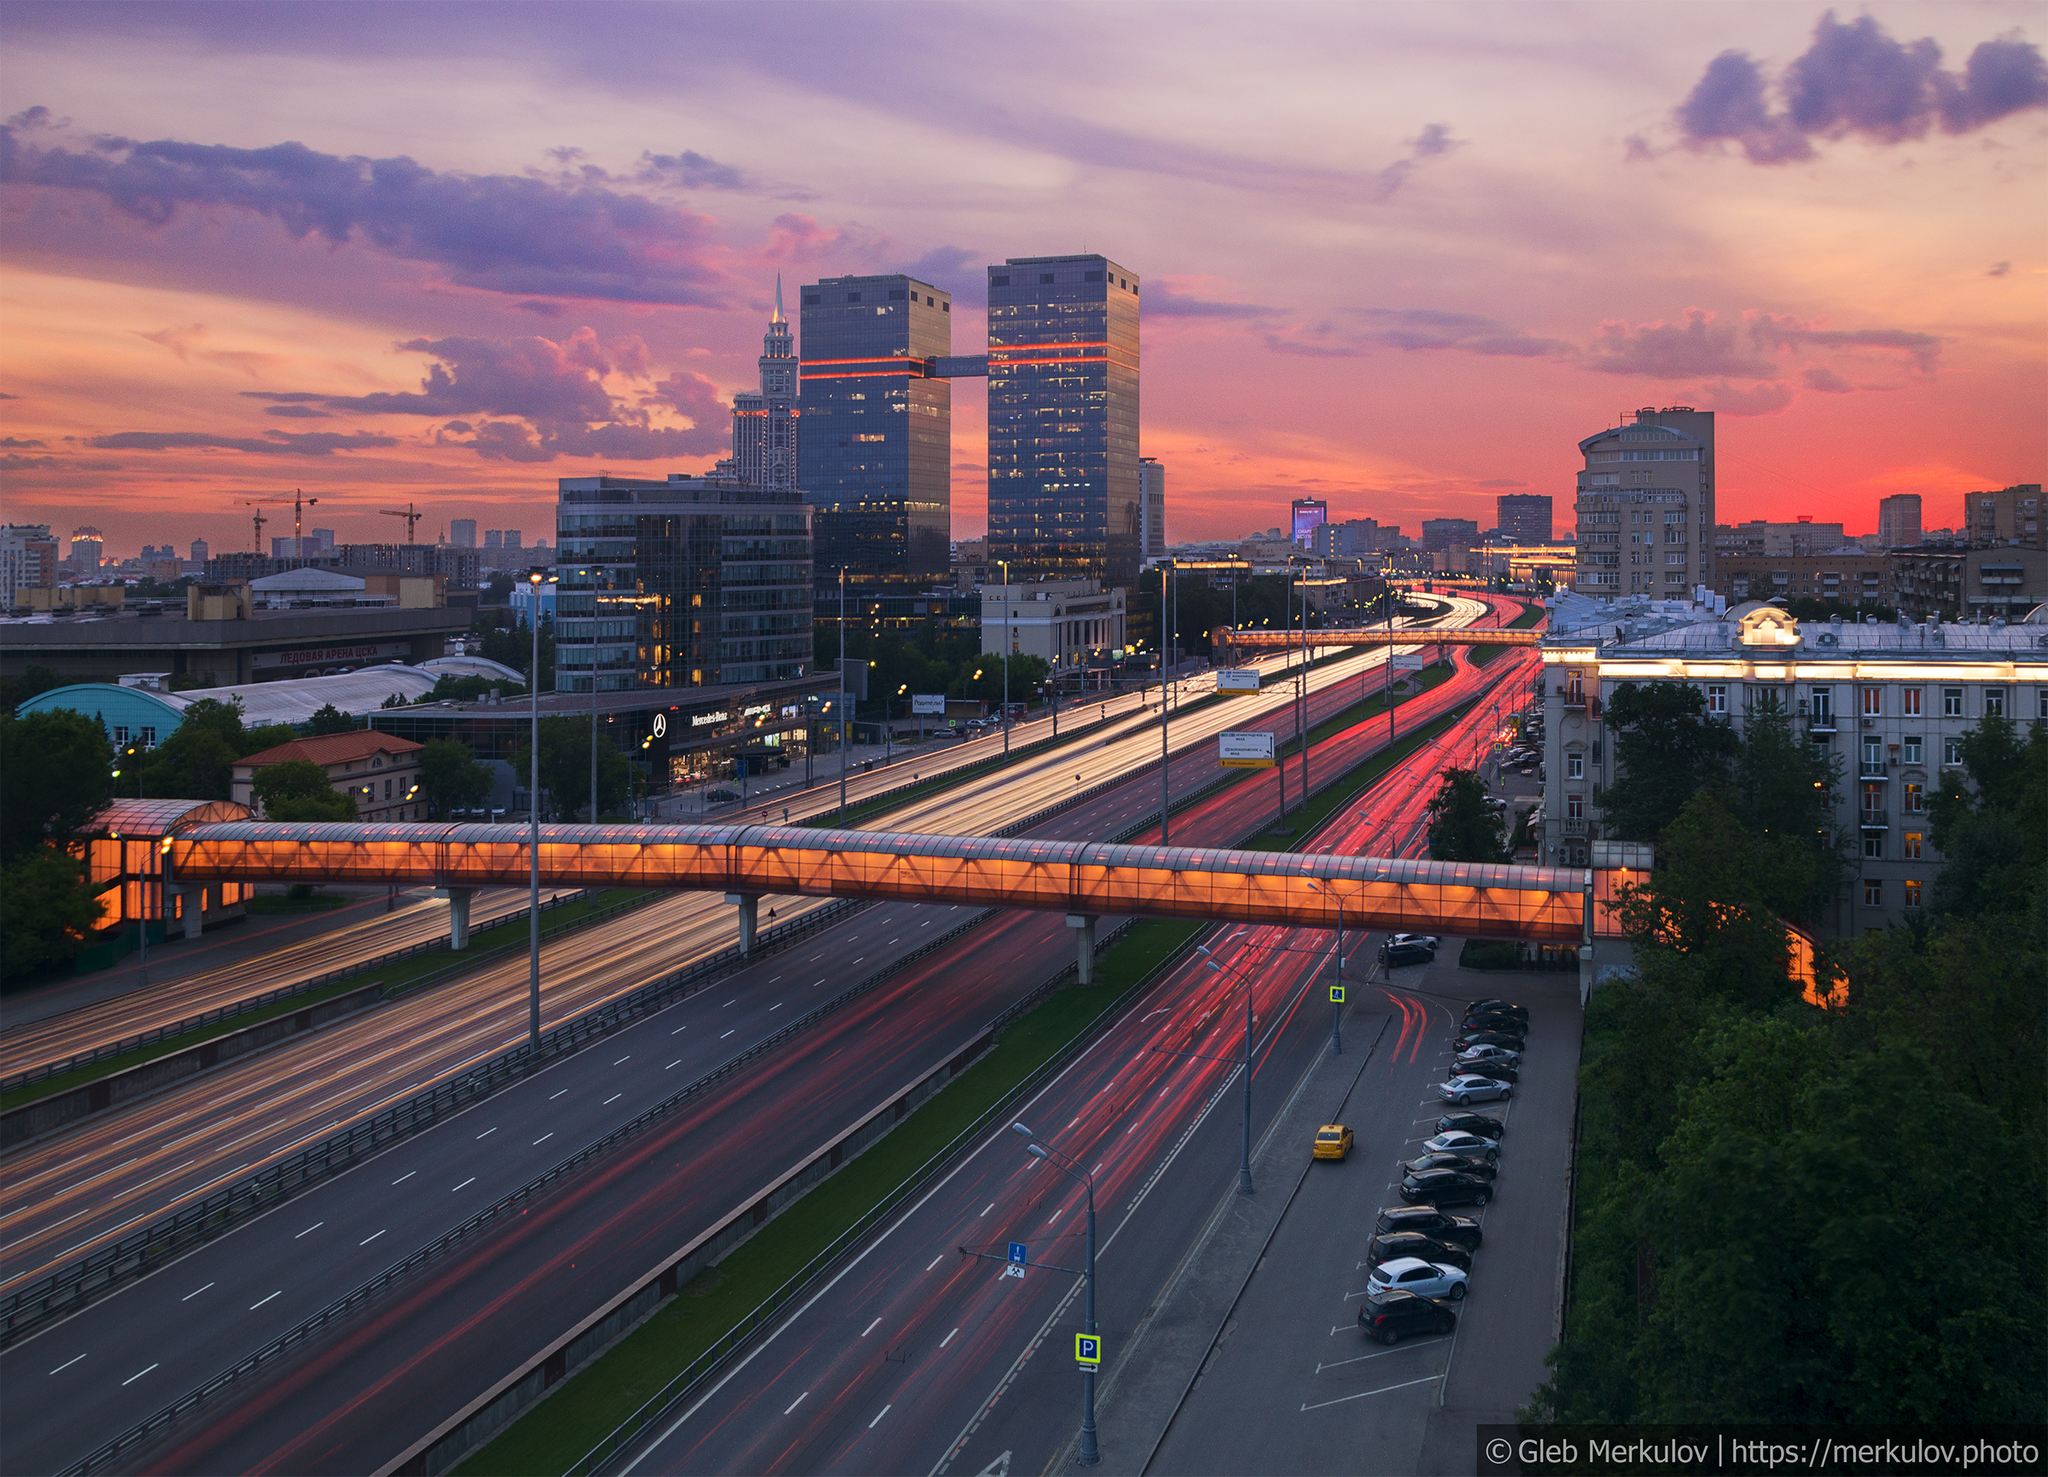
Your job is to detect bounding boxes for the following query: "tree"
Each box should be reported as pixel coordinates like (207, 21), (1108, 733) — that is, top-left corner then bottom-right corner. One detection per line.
(950, 653), (1048, 707)
(1927, 713), (2048, 920)
(480, 613), (554, 690)
(1728, 693), (1844, 927)
(305, 703), (360, 735)
(1, 849), (107, 980)
(418, 738), (495, 818)
(0, 664), (74, 716)
(1425, 767), (1510, 863)
(0, 709), (114, 862)
(1599, 682), (1737, 842)
(513, 715), (631, 821)
(250, 759), (357, 821)
(133, 698), (295, 800)
(420, 673), (523, 705)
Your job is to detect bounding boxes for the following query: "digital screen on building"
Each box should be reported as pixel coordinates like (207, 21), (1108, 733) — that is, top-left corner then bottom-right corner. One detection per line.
(1291, 500), (1328, 547)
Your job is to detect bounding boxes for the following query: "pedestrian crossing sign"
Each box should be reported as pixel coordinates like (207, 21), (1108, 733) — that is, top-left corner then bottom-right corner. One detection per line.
(1330, 984), (1346, 1004)
(1075, 1334), (1102, 1368)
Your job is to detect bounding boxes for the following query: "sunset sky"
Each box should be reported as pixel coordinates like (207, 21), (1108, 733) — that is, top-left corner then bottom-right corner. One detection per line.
(2, 0), (2043, 559)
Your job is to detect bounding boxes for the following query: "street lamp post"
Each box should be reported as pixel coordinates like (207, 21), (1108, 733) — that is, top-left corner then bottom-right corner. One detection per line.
(1194, 943), (1257, 1196)
(1159, 559), (1172, 845)
(588, 569), (605, 823)
(1011, 1122), (1099, 1467)
(838, 568), (848, 821)
(996, 559), (1012, 759)
(1305, 880), (1344, 1056)
(527, 568), (547, 1051)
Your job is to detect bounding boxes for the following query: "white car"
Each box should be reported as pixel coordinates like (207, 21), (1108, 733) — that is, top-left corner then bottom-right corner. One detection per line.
(1438, 1074), (1513, 1105)
(1423, 1130), (1500, 1161)
(1367, 1256), (1468, 1301)
(1389, 932), (1440, 950)
(1454, 1043), (1521, 1070)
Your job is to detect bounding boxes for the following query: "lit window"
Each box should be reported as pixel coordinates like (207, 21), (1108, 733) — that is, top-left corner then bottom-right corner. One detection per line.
(1566, 793), (1584, 820)
(1904, 783), (1923, 813)
(1904, 879), (1923, 908)
(1864, 880), (1883, 906)
(1904, 832), (1923, 860)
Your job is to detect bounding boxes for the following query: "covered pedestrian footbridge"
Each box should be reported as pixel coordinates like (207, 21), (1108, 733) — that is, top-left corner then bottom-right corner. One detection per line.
(1219, 627), (1542, 651)
(170, 822), (1593, 970)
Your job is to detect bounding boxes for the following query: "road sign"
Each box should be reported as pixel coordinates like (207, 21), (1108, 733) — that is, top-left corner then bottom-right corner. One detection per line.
(1330, 984), (1346, 1004)
(1075, 1333), (1102, 1369)
(1218, 731), (1276, 768)
(1005, 1242), (1027, 1278)
(1217, 668), (1260, 693)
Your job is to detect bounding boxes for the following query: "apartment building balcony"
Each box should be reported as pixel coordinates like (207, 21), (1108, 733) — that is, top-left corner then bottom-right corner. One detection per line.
(1560, 818), (1590, 837)
(1859, 763), (1889, 779)
(1859, 810), (1889, 830)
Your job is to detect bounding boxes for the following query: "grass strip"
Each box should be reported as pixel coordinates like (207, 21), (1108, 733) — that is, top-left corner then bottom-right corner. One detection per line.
(455, 913), (1203, 1477)
(0, 890), (650, 1113)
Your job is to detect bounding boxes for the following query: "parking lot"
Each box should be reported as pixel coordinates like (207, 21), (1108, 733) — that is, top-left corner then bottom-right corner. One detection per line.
(1146, 943), (1582, 1476)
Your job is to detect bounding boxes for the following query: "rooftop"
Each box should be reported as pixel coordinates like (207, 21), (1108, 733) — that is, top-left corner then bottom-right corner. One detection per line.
(238, 729), (424, 768)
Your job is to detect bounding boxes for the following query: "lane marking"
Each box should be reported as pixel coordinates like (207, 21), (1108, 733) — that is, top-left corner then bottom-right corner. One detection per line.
(672, 1025), (689, 1035)
(722, 999), (736, 1008)
(862, 1317), (882, 1337)
(476, 1127), (497, 1139)
(1316, 1340), (1445, 1373)
(452, 1178), (475, 1192)
(980, 1203), (994, 1217)
(551, 1089), (569, 1098)
(605, 1094), (622, 1105)
(784, 1391), (808, 1415)
(360, 1228), (386, 1245)
(869, 1404), (892, 1429)
(1299, 1373), (1443, 1411)
(121, 1363), (159, 1387)
(614, 1055), (631, 1066)
(181, 1282), (214, 1301)
(294, 1222), (323, 1238)
(666, 1060), (682, 1070)
(250, 1290), (281, 1309)
(533, 1133), (553, 1146)
(926, 1255), (944, 1272)
(941, 1327), (959, 1348)
(720, 1030), (735, 1040)
(770, 1003), (783, 1011)
(48, 1353), (85, 1375)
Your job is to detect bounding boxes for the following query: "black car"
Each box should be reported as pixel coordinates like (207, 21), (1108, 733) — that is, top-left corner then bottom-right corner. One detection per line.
(1375, 1203), (1484, 1248)
(1401, 1151), (1499, 1182)
(1447, 1057), (1519, 1085)
(1400, 1168), (1493, 1207)
(1357, 1288), (1456, 1345)
(1364, 1232), (1474, 1272)
(1436, 1112), (1505, 1142)
(1466, 999), (1529, 1022)
(1382, 939), (1435, 968)
(1454, 1029), (1526, 1052)
(1462, 1009), (1529, 1034)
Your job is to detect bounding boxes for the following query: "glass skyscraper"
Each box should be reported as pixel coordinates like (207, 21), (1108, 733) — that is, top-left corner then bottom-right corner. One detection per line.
(986, 254), (1141, 588)
(797, 274), (952, 578)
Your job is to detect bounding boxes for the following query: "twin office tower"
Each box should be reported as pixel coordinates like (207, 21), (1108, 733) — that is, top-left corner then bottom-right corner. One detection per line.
(740, 254), (1142, 588)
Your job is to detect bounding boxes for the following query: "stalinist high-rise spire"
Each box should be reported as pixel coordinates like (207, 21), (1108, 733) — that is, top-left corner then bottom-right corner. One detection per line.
(730, 274), (800, 491)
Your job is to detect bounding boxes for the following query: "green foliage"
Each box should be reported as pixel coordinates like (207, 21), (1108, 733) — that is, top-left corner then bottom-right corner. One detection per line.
(129, 698), (291, 800)
(166, 672), (213, 692)
(1600, 682), (1737, 842)
(304, 702), (360, 735)
(251, 759), (356, 821)
(513, 715), (632, 821)
(0, 850), (106, 980)
(0, 664), (75, 716)
(951, 653), (1048, 706)
(419, 738), (495, 818)
(480, 614), (554, 691)
(1425, 766), (1511, 862)
(1728, 694), (1843, 925)
(418, 673), (523, 705)
(1927, 713), (2048, 921)
(0, 708), (114, 863)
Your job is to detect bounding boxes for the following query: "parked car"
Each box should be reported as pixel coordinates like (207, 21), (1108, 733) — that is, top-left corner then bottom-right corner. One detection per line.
(1453, 1057), (1519, 1084)
(1357, 1288), (1457, 1346)
(1382, 939), (1436, 968)
(1466, 999), (1529, 1021)
(1461, 1010), (1528, 1035)
(1422, 1130), (1500, 1162)
(703, 788), (741, 803)
(1438, 1074), (1513, 1106)
(1454, 1029), (1526, 1052)
(1389, 932), (1440, 949)
(1400, 1168), (1493, 1207)
(1453, 1043), (1521, 1070)
(1367, 1256), (1469, 1301)
(1313, 1124), (1353, 1161)
(1364, 1232), (1474, 1272)
(1375, 1204), (1483, 1248)
(1435, 1112), (1505, 1142)
(1401, 1151), (1498, 1182)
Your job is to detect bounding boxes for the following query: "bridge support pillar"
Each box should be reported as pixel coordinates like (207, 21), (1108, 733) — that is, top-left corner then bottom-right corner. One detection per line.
(727, 893), (761, 957)
(440, 887), (475, 950)
(1067, 914), (1098, 985)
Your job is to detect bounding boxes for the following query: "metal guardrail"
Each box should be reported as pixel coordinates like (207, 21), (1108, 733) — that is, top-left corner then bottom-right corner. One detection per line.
(61, 903), (996, 1477)
(2, 889), (600, 1094)
(0, 896), (863, 1350)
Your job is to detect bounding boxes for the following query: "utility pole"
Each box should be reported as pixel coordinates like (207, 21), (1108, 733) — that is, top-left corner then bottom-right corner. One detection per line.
(527, 568), (546, 1052)
(838, 568), (848, 821)
(1159, 560), (1172, 844)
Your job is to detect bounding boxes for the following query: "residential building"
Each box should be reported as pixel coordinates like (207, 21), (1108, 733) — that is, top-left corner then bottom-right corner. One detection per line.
(1890, 544), (2047, 622)
(1715, 518), (1848, 561)
(554, 473), (813, 692)
(67, 527), (104, 577)
(1140, 457), (1167, 563)
(1420, 518), (1479, 554)
(986, 254), (1142, 589)
(980, 578), (1126, 672)
(484, 530), (503, 550)
(189, 538), (209, 564)
(1963, 483), (2042, 546)
(449, 520), (478, 549)
(1877, 494), (1922, 549)
(733, 276), (800, 494)
(333, 543), (481, 590)
(2, 524), (59, 606)
(504, 530), (523, 550)
(1495, 494), (1553, 545)
(1312, 518), (1383, 559)
(1290, 499), (1328, 549)
(1715, 549), (1892, 607)
(1572, 406), (1715, 598)
(233, 729), (426, 822)
(799, 272), (953, 578)
(1538, 597), (2048, 933)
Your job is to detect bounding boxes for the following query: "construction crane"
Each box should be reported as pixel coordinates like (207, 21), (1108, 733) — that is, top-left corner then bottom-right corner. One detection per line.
(380, 502), (425, 542)
(240, 488), (319, 557)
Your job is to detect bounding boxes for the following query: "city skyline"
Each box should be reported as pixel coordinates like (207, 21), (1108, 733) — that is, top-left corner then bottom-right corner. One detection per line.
(2, 2), (2043, 558)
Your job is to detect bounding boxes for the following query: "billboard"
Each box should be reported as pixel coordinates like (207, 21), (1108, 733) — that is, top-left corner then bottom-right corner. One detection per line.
(1218, 731), (1276, 768)
(911, 693), (946, 716)
(1290, 498), (1328, 548)
(1217, 669), (1260, 693)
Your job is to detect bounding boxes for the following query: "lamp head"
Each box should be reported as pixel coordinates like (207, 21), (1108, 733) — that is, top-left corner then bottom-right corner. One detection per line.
(1010, 1122), (1034, 1139)
(1025, 1144), (1049, 1161)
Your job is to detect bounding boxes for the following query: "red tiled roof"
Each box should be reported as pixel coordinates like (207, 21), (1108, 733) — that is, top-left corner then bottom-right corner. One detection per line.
(237, 729), (423, 769)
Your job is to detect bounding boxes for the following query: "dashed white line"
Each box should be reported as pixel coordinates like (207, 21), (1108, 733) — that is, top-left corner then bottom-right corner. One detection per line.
(476, 1127), (497, 1139)
(604, 1094), (622, 1105)
(48, 1353), (86, 1374)
(360, 1229), (386, 1246)
(121, 1363), (159, 1387)
(862, 1317), (882, 1337)
(770, 1003), (783, 1011)
(784, 1391), (808, 1415)
(722, 999), (736, 1008)
(452, 1178), (475, 1192)
(672, 1025), (688, 1034)
(869, 1404), (892, 1429)
(981, 1202), (994, 1217)
(250, 1290), (281, 1309)
(613, 1055), (631, 1066)
(181, 1282), (214, 1301)
(941, 1327), (959, 1348)
(551, 1089), (569, 1099)
(926, 1255), (944, 1272)
(533, 1133), (554, 1145)
(295, 1221), (324, 1238)
(720, 1030), (735, 1039)
(391, 1170), (417, 1185)
(666, 1059), (682, 1070)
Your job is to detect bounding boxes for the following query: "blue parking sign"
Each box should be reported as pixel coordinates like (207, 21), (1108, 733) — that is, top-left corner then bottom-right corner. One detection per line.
(1008, 1242), (1027, 1266)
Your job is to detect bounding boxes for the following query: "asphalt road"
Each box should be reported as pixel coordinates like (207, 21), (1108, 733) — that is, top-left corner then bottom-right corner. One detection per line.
(0, 611), (1479, 1296)
(0, 625), (1503, 1476)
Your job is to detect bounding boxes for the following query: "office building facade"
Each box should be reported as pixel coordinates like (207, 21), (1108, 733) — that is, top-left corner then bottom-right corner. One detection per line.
(450, 519), (478, 549)
(733, 277), (800, 493)
(554, 474), (812, 693)
(1140, 457), (1167, 563)
(798, 273), (952, 578)
(1877, 494), (1922, 549)
(1420, 518), (1479, 553)
(986, 254), (1141, 588)
(1571, 406), (1715, 598)
(1496, 494), (1553, 545)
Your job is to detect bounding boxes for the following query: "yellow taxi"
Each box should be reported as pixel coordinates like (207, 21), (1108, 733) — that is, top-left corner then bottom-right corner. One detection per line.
(1313, 1124), (1354, 1161)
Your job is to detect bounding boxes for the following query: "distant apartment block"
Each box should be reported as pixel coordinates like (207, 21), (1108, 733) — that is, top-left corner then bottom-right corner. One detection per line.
(1140, 457), (1167, 563)
(1878, 495), (1922, 549)
(2, 524), (59, 606)
(1962, 484), (2042, 546)
(1573, 407), (1716, 598)
(1420, 518), (1479, 554)
(1495, 494), (1552, 545)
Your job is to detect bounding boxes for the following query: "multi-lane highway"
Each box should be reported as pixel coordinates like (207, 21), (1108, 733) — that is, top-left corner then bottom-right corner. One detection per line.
(0, 605), (1528, 1475)
(0, 605), (1488, 1300)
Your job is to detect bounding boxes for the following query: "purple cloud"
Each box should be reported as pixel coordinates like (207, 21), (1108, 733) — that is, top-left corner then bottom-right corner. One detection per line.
(1586, 309), (1779, 379)
(1750, 314), (1942, 374)
(1371, 123), (1463, 202)
(0, 436), (47, 448)
(637, 149), (750, 191)
(1267, 306), (1570, 359)
(1, 453), (62, 469)
(321, 334), (617, 423)
(263, 405), (332, 418)
(1671, 12), (2048, 164)
(1147, 286), (1279, 319)
(89, 429), (397, 454)
(1803, 365), (1853, 393)
(1, 122), (737, 307)
(1698, 381), (1795, 417)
